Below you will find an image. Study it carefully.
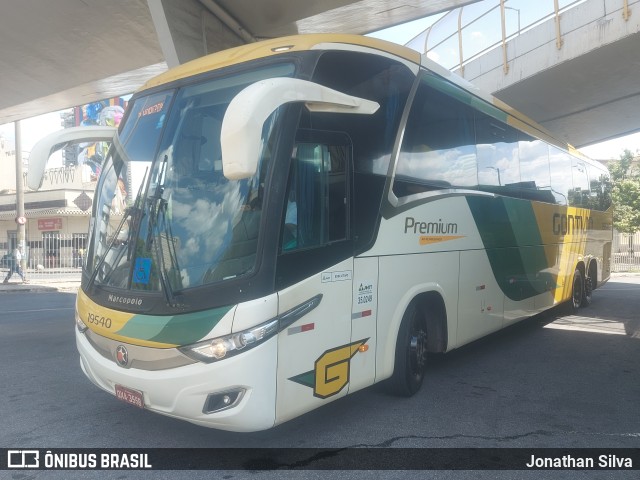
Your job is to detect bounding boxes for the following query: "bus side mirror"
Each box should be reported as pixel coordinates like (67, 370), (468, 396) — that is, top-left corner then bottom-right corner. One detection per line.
(220, 78), (380, 180)
(27, 126), (116, 190)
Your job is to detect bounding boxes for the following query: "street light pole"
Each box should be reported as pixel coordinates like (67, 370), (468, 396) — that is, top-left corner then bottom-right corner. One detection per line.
(486, 166), (502, 186)
(15, 120), (26, 271)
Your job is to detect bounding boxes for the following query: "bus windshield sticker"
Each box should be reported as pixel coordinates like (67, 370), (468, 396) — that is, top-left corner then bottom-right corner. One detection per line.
(356, 282), (374, 307)
(133, 257), (152, 285)
(321, 270), (352, 283)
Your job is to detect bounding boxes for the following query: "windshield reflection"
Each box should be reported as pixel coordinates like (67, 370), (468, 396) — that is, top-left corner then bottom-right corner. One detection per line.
(86, 63), (293, 294)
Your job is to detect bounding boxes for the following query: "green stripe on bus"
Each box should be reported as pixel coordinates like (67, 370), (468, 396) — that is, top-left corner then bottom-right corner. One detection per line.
(116, 305), (233, 346)
(467, 196), (554, 301)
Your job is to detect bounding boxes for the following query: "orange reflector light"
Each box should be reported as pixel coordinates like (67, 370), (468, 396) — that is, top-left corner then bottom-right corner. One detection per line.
(358, 344), (369, 353)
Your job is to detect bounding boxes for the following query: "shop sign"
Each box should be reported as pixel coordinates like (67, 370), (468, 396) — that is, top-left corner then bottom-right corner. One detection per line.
(38, 218), (63, 231)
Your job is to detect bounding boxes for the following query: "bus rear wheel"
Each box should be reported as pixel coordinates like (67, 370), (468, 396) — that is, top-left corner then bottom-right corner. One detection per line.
(389, 302), (428, 397)
(571, 268), (584, 310)
(582, 273), (593, 307)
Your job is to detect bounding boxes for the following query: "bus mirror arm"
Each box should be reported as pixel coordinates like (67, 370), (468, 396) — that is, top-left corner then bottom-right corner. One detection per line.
(27, 126), (117, 191)
(220, 78), (380, 180)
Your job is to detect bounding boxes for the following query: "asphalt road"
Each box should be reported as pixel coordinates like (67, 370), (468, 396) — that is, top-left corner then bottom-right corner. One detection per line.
(1, 276), (639, 479)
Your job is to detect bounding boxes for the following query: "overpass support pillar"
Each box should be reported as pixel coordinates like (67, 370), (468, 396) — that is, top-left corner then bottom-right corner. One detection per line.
(147, 0), (253, 68)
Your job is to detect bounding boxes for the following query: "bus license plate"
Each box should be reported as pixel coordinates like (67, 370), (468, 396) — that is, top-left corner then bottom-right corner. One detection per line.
(115, 384), (144, 409)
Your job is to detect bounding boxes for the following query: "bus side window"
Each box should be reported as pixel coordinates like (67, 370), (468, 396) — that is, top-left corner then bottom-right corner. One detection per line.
(586, 162), (612, 211)
(570, 159), (590, 207)
(393, 73), (477, 197)
(549, 146), (573, 206)
(281, 138), (349, 252)
(475, 112), (521, 194)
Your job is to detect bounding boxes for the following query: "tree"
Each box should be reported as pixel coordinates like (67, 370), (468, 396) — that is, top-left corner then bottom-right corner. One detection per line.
(610, 149), (640, 255)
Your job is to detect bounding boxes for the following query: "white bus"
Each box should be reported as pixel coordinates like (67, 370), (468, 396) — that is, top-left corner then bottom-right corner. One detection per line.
(29, 34), (612, 432)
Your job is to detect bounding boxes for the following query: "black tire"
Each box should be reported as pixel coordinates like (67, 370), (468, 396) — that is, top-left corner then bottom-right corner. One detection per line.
(582, 273), (593, 307)
(388, 302), (428, 397)
(571, 268), (584, 311)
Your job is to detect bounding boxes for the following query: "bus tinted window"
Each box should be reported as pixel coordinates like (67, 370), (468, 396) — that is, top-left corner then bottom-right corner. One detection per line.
(518, 135), (553, 203)
(390, 70), (608, 210)
(281, 133), (350, 252)
(586, 161), (612, 211)
(548, 146), (573, 206)
(310, 51), (414, 176)
(570, 158), (590, 207)
(393, 74), (477, 196)
(308, 50), (415, 252)
(476, 113), (520, 192)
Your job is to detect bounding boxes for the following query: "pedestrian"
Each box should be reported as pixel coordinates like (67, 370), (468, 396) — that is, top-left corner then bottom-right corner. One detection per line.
(3, 245), (27, 284)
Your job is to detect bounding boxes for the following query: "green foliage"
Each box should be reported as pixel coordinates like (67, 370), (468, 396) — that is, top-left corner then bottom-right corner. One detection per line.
(610, 149), (640, 234)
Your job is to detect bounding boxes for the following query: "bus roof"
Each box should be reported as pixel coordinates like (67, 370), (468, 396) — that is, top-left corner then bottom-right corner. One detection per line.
(138, 33), (602, 169)
(140, 34), (421, 91)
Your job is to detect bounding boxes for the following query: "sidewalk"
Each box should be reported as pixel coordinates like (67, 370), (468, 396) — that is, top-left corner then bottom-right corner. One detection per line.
(611, 271), (640, 278)
(0, 277), (80, 293)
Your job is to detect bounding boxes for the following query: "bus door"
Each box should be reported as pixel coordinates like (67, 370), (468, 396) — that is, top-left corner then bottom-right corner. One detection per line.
(274, 132), (360, 425)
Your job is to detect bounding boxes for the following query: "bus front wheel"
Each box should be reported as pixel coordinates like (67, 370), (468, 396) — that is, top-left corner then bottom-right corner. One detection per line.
(388, 302), (428, 397)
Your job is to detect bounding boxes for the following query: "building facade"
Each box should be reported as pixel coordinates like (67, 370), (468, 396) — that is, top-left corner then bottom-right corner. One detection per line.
(1, 98), (126, 269)
(0, 138), (96, 268)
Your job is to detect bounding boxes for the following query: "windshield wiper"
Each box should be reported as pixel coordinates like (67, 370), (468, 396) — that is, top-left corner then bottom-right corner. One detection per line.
(151, 198), (185, 308)
(140, 155), (184, 308)
(87, 167), (148, 291)
(144, 155), (167, 252)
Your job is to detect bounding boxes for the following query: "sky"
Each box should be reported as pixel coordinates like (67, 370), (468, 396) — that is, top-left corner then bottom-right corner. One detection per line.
(0, 112), (68, 166)
(0, 9), (638, 164)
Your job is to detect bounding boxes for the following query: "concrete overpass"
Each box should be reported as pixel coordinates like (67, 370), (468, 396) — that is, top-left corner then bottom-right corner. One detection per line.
(416, 0), (640, 148)
(0, 0), (475, 126)
(1, 0), (639, 149)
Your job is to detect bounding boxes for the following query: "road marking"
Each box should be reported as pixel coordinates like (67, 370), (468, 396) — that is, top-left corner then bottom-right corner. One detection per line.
(2, 307), (75, 314)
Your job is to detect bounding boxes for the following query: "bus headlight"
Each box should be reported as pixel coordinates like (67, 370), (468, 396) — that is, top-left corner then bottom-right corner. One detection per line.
(179, 318), (279, 363)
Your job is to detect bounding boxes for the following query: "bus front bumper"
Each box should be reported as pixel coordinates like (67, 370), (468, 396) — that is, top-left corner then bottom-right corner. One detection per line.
(76, 330), (278, 432)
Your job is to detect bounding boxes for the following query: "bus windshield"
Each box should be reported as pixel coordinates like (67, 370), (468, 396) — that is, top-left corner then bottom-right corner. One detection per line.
(86, 62), (295, 293)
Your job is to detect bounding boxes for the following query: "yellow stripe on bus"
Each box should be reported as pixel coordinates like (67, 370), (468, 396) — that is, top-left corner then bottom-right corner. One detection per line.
(76, 289), (177, 348)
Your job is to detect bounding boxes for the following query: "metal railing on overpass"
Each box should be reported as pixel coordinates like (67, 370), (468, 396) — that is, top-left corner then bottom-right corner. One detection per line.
(406, 0), (632, 74)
